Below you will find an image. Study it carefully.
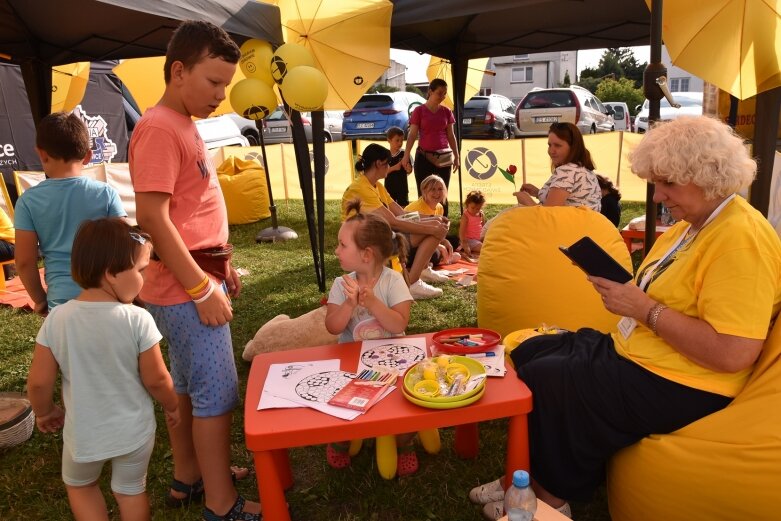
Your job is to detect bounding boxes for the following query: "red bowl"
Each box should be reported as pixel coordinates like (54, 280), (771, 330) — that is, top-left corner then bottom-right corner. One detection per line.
(432, 327), (501, 354)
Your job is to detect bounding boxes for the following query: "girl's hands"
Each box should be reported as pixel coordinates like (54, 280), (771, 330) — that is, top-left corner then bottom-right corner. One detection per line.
(520, 183), (539, 196)
(35, 405), (64, 433)
(358, 278), (380, 310)
(513, 190), (536, 206)
(341, 275), (361, 308)
(164, 407), (180, 429)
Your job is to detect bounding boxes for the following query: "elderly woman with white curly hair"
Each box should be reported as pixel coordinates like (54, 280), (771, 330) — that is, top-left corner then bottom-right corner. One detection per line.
(469, 116), (781, 520)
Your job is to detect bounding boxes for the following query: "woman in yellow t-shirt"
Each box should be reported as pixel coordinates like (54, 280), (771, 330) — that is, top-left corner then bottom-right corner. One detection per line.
(0, 206), (15, 280)
(470, 116), (781, 520)
(405, 175), (458, 266)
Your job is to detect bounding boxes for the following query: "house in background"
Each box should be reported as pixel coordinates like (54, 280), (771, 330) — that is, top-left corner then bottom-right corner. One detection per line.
(660, 46), (703, 92)
(376, 59), (407, 91)
(480, 52), (577, 105)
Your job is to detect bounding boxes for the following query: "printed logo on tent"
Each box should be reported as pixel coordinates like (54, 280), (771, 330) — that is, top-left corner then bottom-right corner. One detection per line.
(73, 105), (118, 165)
(465, 147), (498, 180)
(0, 143), (17, 168)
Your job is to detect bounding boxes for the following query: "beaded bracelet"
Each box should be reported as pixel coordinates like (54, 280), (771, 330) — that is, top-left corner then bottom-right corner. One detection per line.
(646, 303), (668, 335)
(185, 275), (210, 297)
(192, 282), (215, 304)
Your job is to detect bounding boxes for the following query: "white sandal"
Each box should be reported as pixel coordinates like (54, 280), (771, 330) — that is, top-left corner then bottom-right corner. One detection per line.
(481, 500), (504, 520)
(469, 478), (505, 504)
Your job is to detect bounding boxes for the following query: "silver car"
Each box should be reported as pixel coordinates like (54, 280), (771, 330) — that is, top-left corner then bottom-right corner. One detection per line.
(260, 106), (344, 144)
(515, 86), (614, 137)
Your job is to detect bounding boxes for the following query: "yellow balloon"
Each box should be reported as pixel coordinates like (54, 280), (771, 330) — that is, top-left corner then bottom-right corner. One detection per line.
(280, 66), (329, 112)
(229, 78), (277, 120)
(239, 39), (274, 86)
(270, 43), (315, 85)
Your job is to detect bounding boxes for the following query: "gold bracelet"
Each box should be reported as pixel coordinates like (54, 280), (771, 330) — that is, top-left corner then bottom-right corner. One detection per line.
(185, 275), (209, 296)
(646, 303), (668, 335)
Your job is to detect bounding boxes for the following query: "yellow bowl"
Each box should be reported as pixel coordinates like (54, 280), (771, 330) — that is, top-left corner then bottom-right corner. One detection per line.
(402, 384), (486, 409)
(412, 379), (440, 398)
(403, 356), (485, 403)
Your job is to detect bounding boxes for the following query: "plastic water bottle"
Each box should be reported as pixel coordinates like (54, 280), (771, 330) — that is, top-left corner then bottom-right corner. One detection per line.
(503, 470), (537, 521)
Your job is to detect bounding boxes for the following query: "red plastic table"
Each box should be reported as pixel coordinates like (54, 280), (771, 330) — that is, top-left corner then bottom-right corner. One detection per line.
(620, 223), (669, 256)
(244, 334), (533, 521)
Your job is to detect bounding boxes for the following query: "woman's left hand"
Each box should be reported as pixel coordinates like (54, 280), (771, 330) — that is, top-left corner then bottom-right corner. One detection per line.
(588, 276), (653, 320)
(452, 156), (460, 172)
(513, 190), (536, 206)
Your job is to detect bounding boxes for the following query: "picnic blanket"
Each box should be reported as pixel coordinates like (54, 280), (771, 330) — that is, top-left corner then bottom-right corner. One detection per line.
(0, 269), (44, 311)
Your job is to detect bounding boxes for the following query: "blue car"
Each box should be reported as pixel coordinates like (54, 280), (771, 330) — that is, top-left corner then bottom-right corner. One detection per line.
(342, 91), (426, 140)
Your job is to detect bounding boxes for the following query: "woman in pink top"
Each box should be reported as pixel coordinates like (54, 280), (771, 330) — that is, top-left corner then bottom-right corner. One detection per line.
(401, 78), (460, 216)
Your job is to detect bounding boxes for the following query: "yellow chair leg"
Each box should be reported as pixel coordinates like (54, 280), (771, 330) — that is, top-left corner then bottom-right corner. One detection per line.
(348, 439), (363, 456)
(376, 435), (397, 479)
(419, 429), (441, 454)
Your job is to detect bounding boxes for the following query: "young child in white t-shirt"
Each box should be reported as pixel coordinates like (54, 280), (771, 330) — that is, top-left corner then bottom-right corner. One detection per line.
(27, 217), (178, 520)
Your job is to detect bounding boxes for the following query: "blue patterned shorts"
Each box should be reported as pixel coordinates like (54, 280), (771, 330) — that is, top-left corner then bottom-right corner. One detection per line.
(146, 301), (238, 417)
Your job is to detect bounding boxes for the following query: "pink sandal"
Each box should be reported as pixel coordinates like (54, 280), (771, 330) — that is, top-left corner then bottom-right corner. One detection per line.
(326, 442), (351, 469)
(397, 443), (419, 477)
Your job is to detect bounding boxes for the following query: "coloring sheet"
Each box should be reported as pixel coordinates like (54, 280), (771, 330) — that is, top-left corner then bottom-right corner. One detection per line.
(258, 359), (340, 410)
(357, 337), (428, 374)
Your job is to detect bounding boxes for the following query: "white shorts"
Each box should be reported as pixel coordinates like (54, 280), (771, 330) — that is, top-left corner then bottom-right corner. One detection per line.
(62, 435), (155, 495)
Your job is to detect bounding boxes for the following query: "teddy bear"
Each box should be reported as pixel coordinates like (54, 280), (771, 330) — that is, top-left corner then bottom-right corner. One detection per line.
(242, 306), (338, 361)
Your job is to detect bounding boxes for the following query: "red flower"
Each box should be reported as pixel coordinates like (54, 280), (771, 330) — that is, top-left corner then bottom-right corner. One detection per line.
(508, 164), (517, 175)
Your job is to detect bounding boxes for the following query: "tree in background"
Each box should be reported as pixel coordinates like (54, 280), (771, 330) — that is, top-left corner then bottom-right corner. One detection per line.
(578, 47), (647, 94)
(560, 70), (572, 87)
(595, 78), (645, 116)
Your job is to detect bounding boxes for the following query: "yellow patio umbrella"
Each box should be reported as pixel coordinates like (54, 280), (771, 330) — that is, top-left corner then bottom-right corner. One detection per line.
(651, 0), (781, 100)
(426, 56), (490, 109)
(267, 0), (393, 110)
(113, 57), (279, 115)
(51, 62), (90, 112)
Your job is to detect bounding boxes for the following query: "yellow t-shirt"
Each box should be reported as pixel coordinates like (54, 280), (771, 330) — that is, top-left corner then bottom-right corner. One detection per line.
(340, 175), (394, 221)
(405, 197), (443, 217)
(613, 196), (781, 397)
(0, 207), (14, 244)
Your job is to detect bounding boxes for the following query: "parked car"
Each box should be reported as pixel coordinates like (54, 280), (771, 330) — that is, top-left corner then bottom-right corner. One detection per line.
(515, 85), (614, 137)
(342, 91), (426, 140)
(603, 102), (632, 132)
(461, 94), (519, 139)
(634, 92), (703, 133)
(194, 116), (250, 149)
(259, 106), (344, 144)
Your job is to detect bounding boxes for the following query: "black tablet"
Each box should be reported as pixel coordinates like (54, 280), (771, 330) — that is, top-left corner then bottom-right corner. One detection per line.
(559, 236), (633, 283)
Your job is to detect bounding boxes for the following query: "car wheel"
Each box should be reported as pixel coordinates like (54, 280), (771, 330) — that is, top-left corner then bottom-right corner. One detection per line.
(502, 127), (511, 140)
(245, 131), (260, 146)
(589, 125), (596, 134)
(323, 132), (332, 143)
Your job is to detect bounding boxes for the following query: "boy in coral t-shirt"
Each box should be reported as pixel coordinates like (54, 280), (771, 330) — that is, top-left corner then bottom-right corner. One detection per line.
(129, 20), (259, 521)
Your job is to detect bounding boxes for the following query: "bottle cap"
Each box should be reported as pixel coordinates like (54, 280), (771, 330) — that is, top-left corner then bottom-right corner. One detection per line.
(512, 469), (530, 487)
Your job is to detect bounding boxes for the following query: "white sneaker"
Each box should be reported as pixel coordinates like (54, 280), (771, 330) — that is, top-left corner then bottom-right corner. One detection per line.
(469, 478), (505, 504)
(420, 266), (450, 284)
(409, 279), (443, 299)
(481, 501), (504, 521)
(448, 252), (462, 264)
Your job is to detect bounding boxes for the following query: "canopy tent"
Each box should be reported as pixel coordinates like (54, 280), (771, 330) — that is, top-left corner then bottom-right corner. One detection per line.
(0, 0), (283, 124)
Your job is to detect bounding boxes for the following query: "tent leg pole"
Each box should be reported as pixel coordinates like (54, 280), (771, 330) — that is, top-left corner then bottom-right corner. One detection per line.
(255, 121), (298, 243)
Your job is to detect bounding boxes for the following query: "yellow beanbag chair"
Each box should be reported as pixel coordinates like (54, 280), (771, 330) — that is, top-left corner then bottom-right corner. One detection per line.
(608, 316), (781, 520)
(217, 156), (270, 224)
(477, 206), (631, 339)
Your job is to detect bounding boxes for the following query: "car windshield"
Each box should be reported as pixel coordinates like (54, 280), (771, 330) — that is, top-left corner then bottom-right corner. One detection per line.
(643, 96), (702, 110)
(353, 95), (394, 110)
(520, 91), (575, 109)
(465, 98), (490, 110)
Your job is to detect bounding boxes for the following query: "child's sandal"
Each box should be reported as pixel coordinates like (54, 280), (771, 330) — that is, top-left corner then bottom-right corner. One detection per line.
(396, 443), (419, 477)
(202, 494), (260, 521)
(166, 477), (205, 508)
(326, 442), (351, 469)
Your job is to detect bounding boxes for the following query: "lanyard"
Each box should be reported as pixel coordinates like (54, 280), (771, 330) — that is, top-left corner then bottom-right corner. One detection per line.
(637, 194), (735, 292)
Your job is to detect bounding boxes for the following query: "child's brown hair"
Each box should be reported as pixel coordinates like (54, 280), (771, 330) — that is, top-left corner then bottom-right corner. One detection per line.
(71, 218), (151, 289)
(465, 190), (486, 206)
(164, 20), (241, 84)
(386, 126), (404, 140)
(344, 199), (409, 284)
(35, 112), (90, 162)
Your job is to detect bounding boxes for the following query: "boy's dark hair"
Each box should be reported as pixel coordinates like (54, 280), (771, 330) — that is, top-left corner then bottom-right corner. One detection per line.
(35, 112), (90, 161)
(465, 190), (486, 206)
(386, 127), (404, 139)
(548, 122), (595, 170)
(71, 218), (151, 289)
(164, 20), (241, 83)
(344, 199), (410, 284)
(355, 143), (391, 172)
(596, 174), (622, 200)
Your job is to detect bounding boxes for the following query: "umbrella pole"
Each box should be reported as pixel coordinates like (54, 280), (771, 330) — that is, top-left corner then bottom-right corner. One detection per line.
(255, 120), (298, 243)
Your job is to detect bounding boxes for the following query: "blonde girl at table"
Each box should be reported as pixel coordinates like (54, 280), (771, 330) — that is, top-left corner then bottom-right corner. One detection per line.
(405, 174), (460, 266)
(325, 199), (420, 475)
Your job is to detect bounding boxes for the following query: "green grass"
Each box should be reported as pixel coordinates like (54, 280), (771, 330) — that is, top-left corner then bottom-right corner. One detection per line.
(0, 199), (645, 520)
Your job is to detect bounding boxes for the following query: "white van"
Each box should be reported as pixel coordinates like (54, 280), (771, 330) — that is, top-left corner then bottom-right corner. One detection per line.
(603, 102), (631, 132)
